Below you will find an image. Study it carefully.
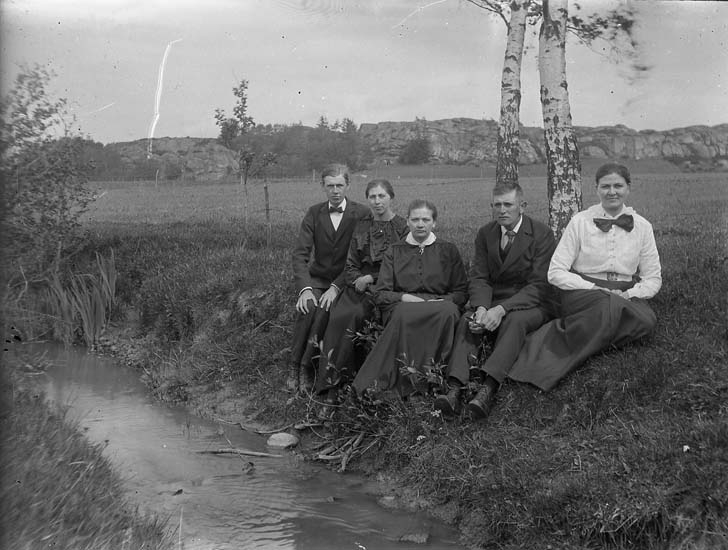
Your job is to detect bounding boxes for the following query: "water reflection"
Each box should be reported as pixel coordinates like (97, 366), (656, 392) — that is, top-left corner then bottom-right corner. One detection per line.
(33, 344), (463, 550)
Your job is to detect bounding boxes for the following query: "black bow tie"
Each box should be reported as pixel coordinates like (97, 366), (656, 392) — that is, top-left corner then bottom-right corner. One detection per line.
(593, 214), (634, 233)
(329, 205), (343, 214)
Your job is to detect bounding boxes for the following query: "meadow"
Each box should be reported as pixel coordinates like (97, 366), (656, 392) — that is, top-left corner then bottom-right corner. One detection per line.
(76, 165), (727, 550)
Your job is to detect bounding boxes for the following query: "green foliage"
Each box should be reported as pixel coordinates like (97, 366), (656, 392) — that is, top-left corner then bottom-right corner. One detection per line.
(214, 79), (255, 149)
(0, 384), (169, 549)
(0, 64), (94, 297)
(43, 250), (117, 347)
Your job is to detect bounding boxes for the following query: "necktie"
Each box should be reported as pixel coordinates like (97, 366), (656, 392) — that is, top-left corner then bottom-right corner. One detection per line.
(593, 214), (634, 233)
(329, 205), (343, 214)
(501, 230), (516, 258)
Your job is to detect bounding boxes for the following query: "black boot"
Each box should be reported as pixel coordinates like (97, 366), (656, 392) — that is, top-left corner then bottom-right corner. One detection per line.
(433, 381), (462, 416)
(467, 376), (499, 420)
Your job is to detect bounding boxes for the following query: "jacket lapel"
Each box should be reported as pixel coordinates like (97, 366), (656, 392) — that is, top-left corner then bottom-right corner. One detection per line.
(319, 203), (336, 239)
(500, 216), (534, 273)
(486, 222), (504, 273)
(333, 201), (358, 242)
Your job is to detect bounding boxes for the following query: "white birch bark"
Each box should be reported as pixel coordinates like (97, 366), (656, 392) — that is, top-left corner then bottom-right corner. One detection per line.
(496, 0), (528, 187)
(539, 0), (582, 239)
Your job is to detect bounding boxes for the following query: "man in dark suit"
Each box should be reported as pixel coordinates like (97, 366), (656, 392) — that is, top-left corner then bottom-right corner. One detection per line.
(287, 163), (369, 393)
(434, 182), (556, 419)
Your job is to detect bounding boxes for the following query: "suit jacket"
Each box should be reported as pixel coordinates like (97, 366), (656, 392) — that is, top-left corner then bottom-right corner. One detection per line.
(292, 200), (369, 293)
(468, 215), (556, 312)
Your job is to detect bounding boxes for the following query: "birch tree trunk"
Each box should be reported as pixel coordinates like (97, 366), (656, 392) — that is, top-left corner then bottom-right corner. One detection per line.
(539, 0), (582, 239)
(496, 0), (528, 187)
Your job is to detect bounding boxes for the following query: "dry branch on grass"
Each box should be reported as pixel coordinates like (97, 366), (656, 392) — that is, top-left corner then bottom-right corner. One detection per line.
(198, 448), (283, 458)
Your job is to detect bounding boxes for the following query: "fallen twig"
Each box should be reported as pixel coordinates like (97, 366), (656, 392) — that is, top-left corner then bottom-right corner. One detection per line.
(198, 448), (283, 458)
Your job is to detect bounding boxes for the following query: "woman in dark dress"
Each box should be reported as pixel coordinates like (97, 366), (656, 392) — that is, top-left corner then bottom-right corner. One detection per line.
(351, 199), (469, 396)
(508, 163), (662, 390)
(315, 179), (408, 397)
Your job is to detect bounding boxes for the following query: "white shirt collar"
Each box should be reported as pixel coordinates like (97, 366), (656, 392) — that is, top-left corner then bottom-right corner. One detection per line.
(597, 204), (633, 218)
(405, 232), (437, 247)
(500, 215), (523, 236)
(328, 198), (347, 212)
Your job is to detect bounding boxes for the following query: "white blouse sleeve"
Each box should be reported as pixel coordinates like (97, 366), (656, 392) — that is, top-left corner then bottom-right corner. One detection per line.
(548, 217), (596, 291)
(626, 222), (662, 299)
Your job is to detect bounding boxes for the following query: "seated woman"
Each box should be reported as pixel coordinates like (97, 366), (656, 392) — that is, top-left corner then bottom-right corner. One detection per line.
(315, 179), (408, 398)
(508, 162), (662, 390)
(351, 199), (469, 396)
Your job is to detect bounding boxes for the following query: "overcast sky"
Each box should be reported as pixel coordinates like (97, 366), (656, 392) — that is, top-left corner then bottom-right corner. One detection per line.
(1, 0), (726, 144)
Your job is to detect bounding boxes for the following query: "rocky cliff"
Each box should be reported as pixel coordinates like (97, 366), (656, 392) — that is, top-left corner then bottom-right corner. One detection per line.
(111, 137), (237, 181)
(360, 119), (728, 168)
(106, 121), (728, 181)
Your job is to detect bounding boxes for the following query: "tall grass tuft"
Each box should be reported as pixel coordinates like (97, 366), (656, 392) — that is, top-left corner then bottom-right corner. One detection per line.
(42, 250), (117, 348)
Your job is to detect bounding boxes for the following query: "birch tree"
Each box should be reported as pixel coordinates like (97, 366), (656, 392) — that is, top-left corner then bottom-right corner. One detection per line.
(539, 0), (581, 238)
(467, 0), (533, 186)
(467, 0), (643, 236)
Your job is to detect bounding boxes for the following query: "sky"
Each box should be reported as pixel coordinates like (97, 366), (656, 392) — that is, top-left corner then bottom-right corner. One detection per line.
(1, 0), (726, 144)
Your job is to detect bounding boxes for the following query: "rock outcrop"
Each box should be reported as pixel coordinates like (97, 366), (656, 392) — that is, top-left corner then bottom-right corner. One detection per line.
(360, 119), (728, 167)
(105, 121), (728, 181)
(110, 137), (237, 181)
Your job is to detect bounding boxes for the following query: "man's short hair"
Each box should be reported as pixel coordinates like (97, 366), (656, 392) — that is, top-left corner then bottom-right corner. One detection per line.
(320, 163), (350, 185)
(492, 182), (524, 201)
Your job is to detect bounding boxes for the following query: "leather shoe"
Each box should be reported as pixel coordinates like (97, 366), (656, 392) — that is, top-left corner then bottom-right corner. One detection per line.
(433, 386), (462, 416)
(467, 385), (496, 420)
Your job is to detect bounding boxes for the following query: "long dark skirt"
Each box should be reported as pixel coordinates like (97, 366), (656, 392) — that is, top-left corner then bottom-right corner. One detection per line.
(508, 289), (657, 391)
(352, 301), (461, 395)
(315, 286), (375, 394)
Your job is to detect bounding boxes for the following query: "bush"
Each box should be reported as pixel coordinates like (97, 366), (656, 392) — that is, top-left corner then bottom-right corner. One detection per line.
(1, 65), (94, 302)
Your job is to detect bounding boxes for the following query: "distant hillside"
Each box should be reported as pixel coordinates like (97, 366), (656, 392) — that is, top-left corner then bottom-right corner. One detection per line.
(360, 119), (728, 168)
(101, 120), (728, 181)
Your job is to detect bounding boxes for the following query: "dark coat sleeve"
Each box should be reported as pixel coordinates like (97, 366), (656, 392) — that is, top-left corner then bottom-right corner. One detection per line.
(437, 242), (469, 307)
(332, 202), (368, 289)
(371, 246), (403, 307)
(291, 204), (318, 293)
(468, 226), (495, 308)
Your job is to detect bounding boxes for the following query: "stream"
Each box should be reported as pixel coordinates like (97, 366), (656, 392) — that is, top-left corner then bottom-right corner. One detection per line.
(29, 344), (464, 550)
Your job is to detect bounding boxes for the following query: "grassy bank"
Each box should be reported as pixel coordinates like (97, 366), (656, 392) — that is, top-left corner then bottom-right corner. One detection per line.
(39, 170), (728, 548)
(0, 363), (170, 549)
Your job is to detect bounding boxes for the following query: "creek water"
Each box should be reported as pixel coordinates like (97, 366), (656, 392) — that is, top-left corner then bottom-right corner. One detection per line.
(30, 344), (464, 550)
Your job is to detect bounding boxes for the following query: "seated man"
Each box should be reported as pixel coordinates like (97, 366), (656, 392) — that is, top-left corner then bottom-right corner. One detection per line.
(287, 163), (369, 393)
(434, 182), (556, 419)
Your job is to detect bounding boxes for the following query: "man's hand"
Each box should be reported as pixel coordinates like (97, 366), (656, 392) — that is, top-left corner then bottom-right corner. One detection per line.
(296, 289), (317, 314)
(319, 286), (339, 311)
(401, 293), (425, 303)
(353, 275), (374, 293)
(468, 306), (487, 334)
(481, 305), (506, 332)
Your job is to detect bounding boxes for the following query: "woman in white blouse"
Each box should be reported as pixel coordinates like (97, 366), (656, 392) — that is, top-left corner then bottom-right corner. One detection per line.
(508, 163), (661, 391)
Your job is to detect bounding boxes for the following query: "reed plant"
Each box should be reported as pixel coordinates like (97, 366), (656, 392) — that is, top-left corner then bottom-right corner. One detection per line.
(41, 250), (117, 348)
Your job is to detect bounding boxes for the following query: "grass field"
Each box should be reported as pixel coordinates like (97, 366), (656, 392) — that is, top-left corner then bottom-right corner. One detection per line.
(74, 166), (728, 549)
